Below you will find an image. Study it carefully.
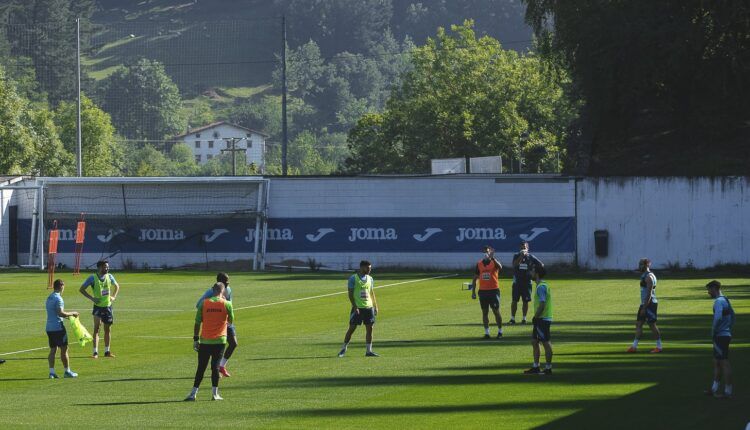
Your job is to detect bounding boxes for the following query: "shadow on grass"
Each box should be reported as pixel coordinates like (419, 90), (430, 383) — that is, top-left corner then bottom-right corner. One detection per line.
(247, 356), (335, 361)
(94, 377), (193, 383)
(266, 311), (749, 428)
(284, 399), (608, 417)
(74, 400), (186, 406)
(0, 377), (54, 381)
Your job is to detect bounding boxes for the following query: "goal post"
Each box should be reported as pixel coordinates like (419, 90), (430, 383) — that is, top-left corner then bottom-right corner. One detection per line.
(0, 182), (44, 269)
(37, 177), (270, 271)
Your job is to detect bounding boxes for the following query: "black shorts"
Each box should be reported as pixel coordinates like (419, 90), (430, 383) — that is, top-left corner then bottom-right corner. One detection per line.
(349, 308), (376, 326)
(637, 303), (658, 323)
(713, 336), (731, 360)
(512, 281), (532, 303)
(532, 319), (552, 342)
(47, 328), (68, 348)
(92, 305), (114, 325)
(479, 289), (500, 311)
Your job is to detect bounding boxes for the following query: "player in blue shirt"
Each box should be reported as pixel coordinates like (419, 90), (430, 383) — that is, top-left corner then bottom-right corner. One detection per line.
(196, 273), (237, 377)
(627, 258), (663, 353)
(705, 280), (735, 399)
(46, 279), (80, 378)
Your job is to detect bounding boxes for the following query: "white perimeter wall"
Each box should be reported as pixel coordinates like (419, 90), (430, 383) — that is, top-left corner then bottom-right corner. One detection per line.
(267, 176), (576, 270)
(576, 177), (750, 270)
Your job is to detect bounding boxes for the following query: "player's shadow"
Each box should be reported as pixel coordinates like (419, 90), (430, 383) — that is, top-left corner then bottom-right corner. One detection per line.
(94, 377), (193, 382)
(247, 355), (335, 361)
(74, 400), (186, 406)
(0, 378), (54, 381)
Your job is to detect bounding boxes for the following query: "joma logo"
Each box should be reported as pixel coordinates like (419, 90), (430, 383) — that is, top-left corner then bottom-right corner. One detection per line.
(456, 227), (506, 242)
(244, 228), (294, 242)
(348, 228), (397, 242)
(57, 229), (76, 241)
(138, 229), (186, 241)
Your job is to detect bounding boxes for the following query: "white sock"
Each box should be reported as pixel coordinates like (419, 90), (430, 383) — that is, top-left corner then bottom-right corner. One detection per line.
(366, 343), (373, 353)
(545, 363), (552, 369)
(632, 339), (639, 348)
(725, 384), (732, 395)
(65, 367), (70, 373)
(341, 342), (348, 350)
(533, 362), (539, 368)
(711, 380), (720, 392)
(105, 346), (110, 353)
(212, 386), (219, 396)
(484, 327), (490, 335)
(93, 348), (98, 354)
(497, 328), (503, 334)
(49, 368), (55, 374)
(522, 317), (527, 322)
(656, 338), (662, 349)
(190, 387), (199, 396)
(510, 317), (515, 322)
(219, 358), (228, 367)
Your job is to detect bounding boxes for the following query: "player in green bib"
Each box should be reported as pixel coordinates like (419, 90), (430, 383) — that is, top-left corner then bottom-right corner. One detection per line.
(524, 263), (553, 375)
(79, 260), (120, 358)
(338, 260), (379, 357)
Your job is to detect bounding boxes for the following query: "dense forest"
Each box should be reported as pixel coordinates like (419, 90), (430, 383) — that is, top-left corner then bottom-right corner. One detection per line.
(0, 1), (747, 176)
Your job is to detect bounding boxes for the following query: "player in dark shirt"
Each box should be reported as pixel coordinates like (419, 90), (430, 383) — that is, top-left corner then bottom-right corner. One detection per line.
(509, 241), (543, 324)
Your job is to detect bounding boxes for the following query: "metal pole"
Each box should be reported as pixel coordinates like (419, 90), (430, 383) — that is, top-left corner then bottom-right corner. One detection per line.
(76, 18), (82, 177)
(231, 138), (237, 176)
(281, 15), (288, 176)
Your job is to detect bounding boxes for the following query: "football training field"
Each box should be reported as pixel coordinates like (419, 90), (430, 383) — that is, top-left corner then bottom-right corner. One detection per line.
(0, 270), (747, 429)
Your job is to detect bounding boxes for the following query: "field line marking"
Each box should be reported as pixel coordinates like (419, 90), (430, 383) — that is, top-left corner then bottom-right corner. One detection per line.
(0, 308), (183, 312)
(0, 342), (78, 356)
(233, 273), (459, 311)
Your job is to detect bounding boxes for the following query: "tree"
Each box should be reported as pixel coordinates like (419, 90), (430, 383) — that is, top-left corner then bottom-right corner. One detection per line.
(199, 153), (259, 176)
(275, 0), (393, 55)
(523, 0), (750, 175)
(0, 67), (39, 174)
(97, 58), (186, 140)
(3, 0), (96, 104)
(0, 65), (73, 175)
(55, 94), (118, 176)
(346, 21), (577, 174)
(27, 107), (74, 176)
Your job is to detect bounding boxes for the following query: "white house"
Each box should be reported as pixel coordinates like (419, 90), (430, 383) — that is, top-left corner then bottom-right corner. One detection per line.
(173, 121), (268, 171)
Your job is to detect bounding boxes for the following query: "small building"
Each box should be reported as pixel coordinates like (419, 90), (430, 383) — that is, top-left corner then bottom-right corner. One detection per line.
(173, 121), (268, 171)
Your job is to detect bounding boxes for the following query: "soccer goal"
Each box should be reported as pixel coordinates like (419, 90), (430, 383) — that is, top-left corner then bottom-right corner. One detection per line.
(37, 177), (270, 271)
(0, 178), (43, 269)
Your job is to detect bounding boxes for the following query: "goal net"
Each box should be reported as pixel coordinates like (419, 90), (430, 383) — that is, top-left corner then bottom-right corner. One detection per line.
(0, 180), (41, 268)
(39, 177), (269, 271)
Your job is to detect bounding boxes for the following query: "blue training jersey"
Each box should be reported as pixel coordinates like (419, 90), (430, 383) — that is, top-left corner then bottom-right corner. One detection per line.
(196, 286), (233, 308)
(640, 272), (657, 304)
(45, 292), (64, 332)
(712, 295), (735, 337)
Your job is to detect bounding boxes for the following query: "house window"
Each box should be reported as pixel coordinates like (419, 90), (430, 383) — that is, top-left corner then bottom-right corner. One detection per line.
(195, 141), (201, 149)
(195, 133), (201, 138)
(213, 131), (220, 138)
(246, 133), (252, 137)
(246, 139), (252, 148)
(195, 155), (201, 162)
(207, 154), (213, 160)
(208, 140), (214, 148)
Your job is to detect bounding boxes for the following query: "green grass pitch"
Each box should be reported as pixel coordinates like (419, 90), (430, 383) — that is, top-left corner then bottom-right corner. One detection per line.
(0, 270), (747, 429)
